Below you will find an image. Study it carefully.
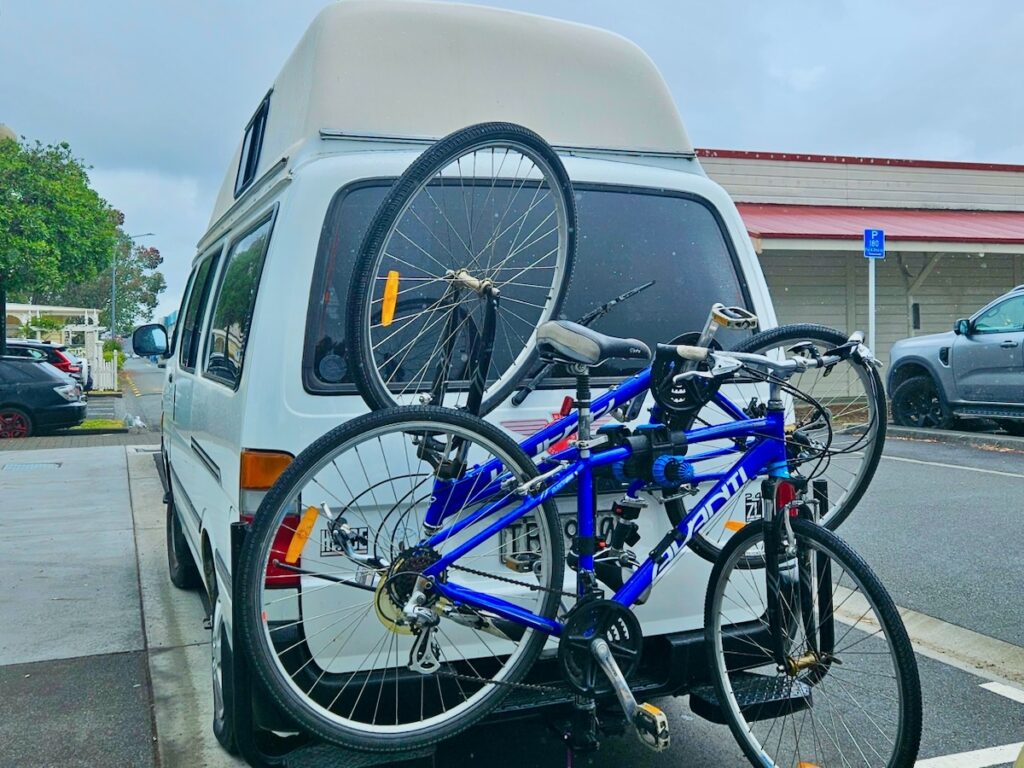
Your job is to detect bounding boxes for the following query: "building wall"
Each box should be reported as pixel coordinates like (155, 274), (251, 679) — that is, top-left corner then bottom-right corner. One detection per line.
(700, 153), (1024, 211)
(761, 250), (1024, 369)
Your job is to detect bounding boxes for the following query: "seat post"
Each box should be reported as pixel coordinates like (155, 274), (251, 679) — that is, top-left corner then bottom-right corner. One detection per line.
(571, 363), (592, 446)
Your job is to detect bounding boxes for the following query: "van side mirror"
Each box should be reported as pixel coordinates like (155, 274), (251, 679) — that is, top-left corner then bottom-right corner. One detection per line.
(132, 324), (169, 357)
(953, 318), (971, 336)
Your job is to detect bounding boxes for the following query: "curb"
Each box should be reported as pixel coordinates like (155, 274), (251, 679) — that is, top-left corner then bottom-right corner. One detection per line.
(63, 428), (131, 436)
(87, 392), (123, 399)
(887, 425), (1024, 452)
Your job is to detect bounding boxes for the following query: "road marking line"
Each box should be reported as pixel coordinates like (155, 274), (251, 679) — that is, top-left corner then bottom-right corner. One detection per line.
(882, 454), (1024, 479)
(980, 681), (1024, 705)
(915, 741), (1023, 767)
(832, 587), (1024, 688)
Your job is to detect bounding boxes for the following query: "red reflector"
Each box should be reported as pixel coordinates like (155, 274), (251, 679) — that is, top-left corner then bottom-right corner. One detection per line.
(560, 396), (574, 417)
(241, 513), (301, 588)
(775, 480), (797, 514)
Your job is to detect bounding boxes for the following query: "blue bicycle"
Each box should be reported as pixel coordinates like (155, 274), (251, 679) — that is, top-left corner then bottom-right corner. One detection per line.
(237, 124), (921, 766)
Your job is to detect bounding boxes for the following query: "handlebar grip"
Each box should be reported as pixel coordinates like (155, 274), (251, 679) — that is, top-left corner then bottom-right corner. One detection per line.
(674, 345), (710, 362)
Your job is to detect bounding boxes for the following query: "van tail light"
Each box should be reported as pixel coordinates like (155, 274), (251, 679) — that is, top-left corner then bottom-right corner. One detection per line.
(239, 449), (296, 588)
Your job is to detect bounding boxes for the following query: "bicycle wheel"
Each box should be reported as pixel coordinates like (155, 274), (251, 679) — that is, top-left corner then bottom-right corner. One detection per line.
(236, 406), (565, 752)
(687, 324), (887, 562)
(346, 122), (576, 415)
(705, 517), (921, 768)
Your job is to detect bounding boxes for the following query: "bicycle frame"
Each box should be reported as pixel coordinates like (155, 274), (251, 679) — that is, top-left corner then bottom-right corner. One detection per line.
(418, 368), (790, 637)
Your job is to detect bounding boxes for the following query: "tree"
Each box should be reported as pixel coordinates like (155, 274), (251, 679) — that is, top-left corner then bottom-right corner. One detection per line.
(0, 136), (119, 354)
(35, 235), (167, 335)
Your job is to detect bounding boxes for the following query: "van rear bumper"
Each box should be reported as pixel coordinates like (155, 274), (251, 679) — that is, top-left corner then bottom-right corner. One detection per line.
(249, 621), (741, 736)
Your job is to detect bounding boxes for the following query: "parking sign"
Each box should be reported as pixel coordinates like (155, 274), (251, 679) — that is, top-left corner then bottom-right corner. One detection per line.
(864, 228), (885, 259)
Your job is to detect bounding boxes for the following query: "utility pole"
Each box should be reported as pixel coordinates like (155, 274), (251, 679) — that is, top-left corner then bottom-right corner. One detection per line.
(112, 232), (154, 338)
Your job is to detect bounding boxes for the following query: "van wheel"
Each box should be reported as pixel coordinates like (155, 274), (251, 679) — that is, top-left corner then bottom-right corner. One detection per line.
(891, 375), (952, 429)
(167, 499), (201, 589)
(211, 596), (238, 754)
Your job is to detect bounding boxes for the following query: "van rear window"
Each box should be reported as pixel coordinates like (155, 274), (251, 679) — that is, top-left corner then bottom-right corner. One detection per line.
(304, 182), (749, 392)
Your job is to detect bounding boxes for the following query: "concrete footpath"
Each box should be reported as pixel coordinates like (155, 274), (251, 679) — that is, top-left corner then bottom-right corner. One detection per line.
(0, 443), (240, 768)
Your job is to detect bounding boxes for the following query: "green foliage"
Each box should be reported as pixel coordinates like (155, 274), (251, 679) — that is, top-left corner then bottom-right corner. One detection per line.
(38, 236), (167, 334)
(27, 315), (65, 332)
(0, 137), (119, 295)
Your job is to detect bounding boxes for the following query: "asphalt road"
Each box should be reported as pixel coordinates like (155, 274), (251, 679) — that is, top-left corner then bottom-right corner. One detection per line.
(842, 437), (1024, 649)
(121, 356), (166, 431)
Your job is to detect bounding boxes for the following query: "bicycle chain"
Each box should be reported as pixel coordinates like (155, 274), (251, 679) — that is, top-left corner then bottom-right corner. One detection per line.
(448, 562), (579, 599)
(435, 667), (584, 696)
(430, 564), (592, 696)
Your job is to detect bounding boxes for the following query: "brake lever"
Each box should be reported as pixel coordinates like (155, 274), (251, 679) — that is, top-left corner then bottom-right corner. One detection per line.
(671, 354), (742, 384)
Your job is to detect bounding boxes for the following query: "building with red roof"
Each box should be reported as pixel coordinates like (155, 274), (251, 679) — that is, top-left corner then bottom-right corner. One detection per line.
(698, 149), (1024, 366)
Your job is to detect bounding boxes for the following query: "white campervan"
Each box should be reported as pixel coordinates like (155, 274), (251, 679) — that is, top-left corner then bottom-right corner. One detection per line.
(135, 0), (776, 755)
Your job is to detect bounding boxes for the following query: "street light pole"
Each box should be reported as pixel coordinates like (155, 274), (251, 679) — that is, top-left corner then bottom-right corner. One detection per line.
(112, 232), (154, 338)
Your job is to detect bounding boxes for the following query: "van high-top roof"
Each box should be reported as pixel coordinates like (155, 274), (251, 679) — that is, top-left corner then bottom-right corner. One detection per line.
(208, 0), (693, 232)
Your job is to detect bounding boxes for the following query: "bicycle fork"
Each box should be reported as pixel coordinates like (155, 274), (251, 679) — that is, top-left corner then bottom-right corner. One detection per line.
(763, 476), (835, 677)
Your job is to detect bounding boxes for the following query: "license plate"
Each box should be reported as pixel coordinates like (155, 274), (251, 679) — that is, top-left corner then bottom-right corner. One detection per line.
(499, 512), (616, 572)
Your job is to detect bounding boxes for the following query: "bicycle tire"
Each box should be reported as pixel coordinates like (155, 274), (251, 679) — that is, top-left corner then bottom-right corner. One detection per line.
(687, 323), (887, 563)
(236, 405), (565, 752)
(705, 517), (922, 767)
(346, 122), (576, 415)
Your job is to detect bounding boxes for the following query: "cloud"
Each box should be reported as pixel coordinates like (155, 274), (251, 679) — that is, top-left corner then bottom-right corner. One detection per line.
(88, 167), (215, 320)
(769, 64), (827, 93)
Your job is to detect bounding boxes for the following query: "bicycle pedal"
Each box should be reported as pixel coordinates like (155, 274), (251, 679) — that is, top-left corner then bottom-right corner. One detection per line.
(632, 702), (670, 752)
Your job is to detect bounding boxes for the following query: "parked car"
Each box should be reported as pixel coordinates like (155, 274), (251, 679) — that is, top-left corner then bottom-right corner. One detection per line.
(4, 339), (92, 390)
(131, 1), (778, 754)
(65, 350), (92, 391)
(0, 357), (86, 437)
(888, 284), (1024, 434)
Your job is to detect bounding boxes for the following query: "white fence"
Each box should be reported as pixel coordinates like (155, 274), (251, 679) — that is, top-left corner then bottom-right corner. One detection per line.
(90, 355), (119, 392)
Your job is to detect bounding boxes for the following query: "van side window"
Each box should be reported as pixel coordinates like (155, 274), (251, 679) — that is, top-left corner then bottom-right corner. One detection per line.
(203, 217), (273, 389)
(168, 270), (197, 356)
(234, 92), (271, 198)
(179, 252), (221, 371)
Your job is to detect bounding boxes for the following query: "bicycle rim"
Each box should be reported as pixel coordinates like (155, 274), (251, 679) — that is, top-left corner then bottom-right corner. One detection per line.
(706, 518), (921, 768)
(238, 407), (564, 750)
(689, 325), (885, 561)
(347, 122), (576, 414)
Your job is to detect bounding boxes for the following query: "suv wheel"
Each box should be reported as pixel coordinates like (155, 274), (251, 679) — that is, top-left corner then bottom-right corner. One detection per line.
(167, 499), (202, 589)
(891, 375), (953, 429)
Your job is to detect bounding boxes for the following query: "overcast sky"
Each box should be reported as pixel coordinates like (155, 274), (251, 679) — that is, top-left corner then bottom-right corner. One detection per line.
(3, 0), (1023, 318)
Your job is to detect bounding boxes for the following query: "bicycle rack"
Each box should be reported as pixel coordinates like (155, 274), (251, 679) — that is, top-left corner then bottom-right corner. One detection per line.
(229, 523), (437, 768)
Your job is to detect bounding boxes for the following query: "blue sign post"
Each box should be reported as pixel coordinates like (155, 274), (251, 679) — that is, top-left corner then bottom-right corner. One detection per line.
(863, 229), (885, 352)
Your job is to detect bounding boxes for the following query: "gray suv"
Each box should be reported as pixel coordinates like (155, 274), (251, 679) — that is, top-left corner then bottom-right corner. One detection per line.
(888, 285), (1024, 435)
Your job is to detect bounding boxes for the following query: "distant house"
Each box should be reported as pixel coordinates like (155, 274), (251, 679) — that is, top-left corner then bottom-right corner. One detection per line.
(5, 303), (101, 340)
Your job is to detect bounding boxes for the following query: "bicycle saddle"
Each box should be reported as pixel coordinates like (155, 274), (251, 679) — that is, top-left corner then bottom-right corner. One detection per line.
(537, 320), (651, 367)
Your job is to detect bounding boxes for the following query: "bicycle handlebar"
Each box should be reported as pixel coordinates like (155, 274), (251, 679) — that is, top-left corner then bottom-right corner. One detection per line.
(661, 332), (874, 384)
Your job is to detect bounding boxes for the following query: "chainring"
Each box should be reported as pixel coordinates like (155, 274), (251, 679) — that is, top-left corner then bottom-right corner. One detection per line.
(558, 599), (643, 695)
